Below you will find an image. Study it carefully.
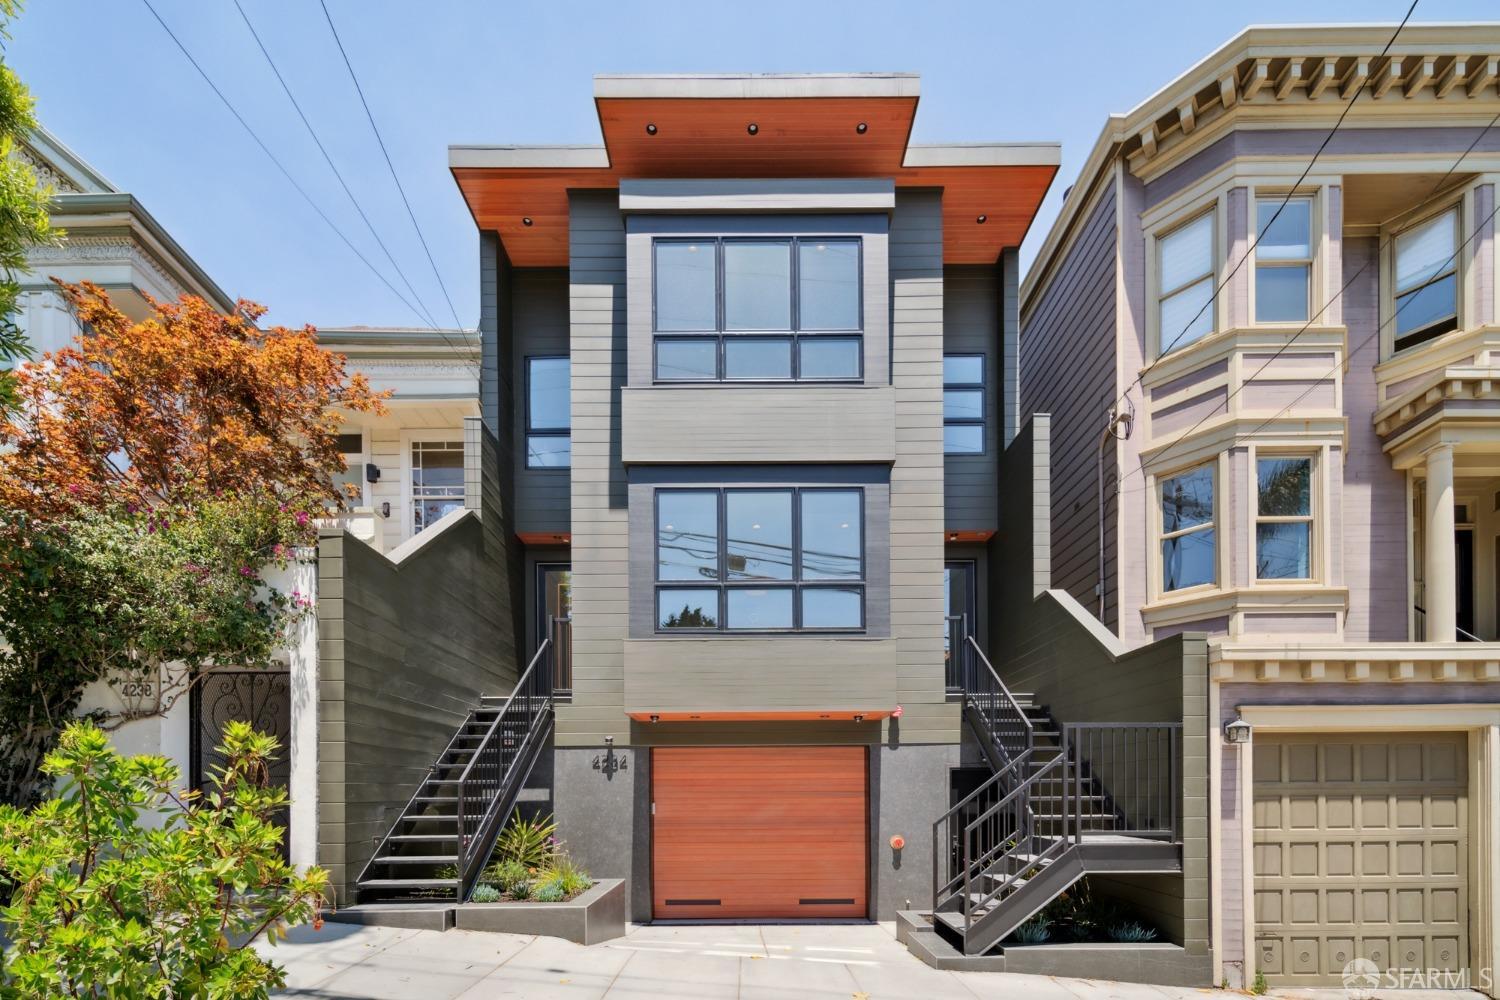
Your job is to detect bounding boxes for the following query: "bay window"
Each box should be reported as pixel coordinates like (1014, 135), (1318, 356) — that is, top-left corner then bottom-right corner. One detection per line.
(655, 487), (864, 632)
(1157, 212), (1215, 355)
(1255, 197), (1311, 323)
(653, 237), (863, 382)
(1393, 207), (1459, 352)
(1159, 464), (1215, 592)
(1255, 456), (1313, 580)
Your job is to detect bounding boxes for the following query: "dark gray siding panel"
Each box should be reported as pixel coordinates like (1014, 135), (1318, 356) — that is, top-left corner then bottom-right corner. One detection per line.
(943, 263), (1001, 530)
(1020, 184), (1118, 626)
(513, 267), (572, 534)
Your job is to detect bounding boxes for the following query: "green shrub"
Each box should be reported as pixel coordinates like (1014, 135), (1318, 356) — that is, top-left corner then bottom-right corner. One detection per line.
(508, 876), (534, 901)
(549, 855), (593, 897)
(1011, 916), (1051, 944)
(490, 813), (558, 869)
(484, 858), (531, 894)
(533, 879), (566, 903)
(1251, 971), (1268, 995)
(0, 721), (327, 998)
(1107, 921), (1157, 943)
(470, 883), (502, 903)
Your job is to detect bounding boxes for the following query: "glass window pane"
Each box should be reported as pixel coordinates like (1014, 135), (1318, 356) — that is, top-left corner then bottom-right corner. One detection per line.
(528, 357), (570, 430)
(1257, 458), (1310, 516)
(655, 242), (717, 331)
(657, 492), (719, 581)
(943, 355), (983, 385)
(944, 424), (984, 455)
(726, 491), (793, 581)
(415, 498), (463, 532)
(527, 435), (571, 469)
(1396, 211), (1456, 292)
(412, 442), (464, 491)
(724, 241), (791, 330)
(725, 587), (793, 629)
(1162, 529), (1216, 591)
(656, 338), (718, 380)
(1255, 265), (1309, 322)
(800, 490), (861, 580)
(801, 587), (863, 629)
(798, 337), (860, 379)
(944, 389), (983, 421)
(1160, 277), (1215, 352)
(798, 239), (860, 330)
(658, 589), (719, 629)
(724, 337), (792, 379)
(1161, 466), (1213, 532)
(1395, 272), (1458, 339)
(1256, 199), (1311, 260)
(1257, 522), (1311, 579)
(1159, 213), (1213, 292)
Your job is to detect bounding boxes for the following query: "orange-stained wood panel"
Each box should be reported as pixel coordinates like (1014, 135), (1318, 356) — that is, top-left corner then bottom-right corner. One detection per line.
(651, 746), (868, 920)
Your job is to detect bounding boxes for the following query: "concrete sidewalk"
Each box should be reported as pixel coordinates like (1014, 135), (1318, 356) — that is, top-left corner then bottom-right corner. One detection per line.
(264, 920), (1202, 999)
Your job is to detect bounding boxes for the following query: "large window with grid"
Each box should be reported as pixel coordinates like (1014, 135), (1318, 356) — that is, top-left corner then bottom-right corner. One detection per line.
(653, 237), (863, 382)
(655, 487), (864, 632)
(410, 440), (465, 534)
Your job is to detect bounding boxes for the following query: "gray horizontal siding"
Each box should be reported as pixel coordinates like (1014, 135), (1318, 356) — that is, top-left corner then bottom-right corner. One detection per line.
(943, 263), (1000, 531)
(514, 267), (571, 535)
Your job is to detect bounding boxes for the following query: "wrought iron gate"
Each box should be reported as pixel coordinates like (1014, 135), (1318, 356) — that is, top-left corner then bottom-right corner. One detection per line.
(190, 669), (292, 852)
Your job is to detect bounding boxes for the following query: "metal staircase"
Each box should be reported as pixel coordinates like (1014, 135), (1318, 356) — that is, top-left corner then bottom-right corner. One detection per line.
(932, 635), (1182, 956)
(355, 629), (560, 903)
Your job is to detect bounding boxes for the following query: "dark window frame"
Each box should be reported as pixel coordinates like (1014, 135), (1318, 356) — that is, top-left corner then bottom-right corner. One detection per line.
(943, 353), (986, 456)
(653, 485), (867, 634)
(525, 354), (571, 470)
(651, 236), (865, 384)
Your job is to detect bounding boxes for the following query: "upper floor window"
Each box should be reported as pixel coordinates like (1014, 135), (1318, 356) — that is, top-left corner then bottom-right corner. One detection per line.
(411, 439), (464, 534)
(943, 354), (985, 455)
(1158, 212), (1215, 355)
(1394, 208), (1459, 353)
(526, 356), (570, 469)
(1158, 464), (1215, 593)
(1255, 197), (1312, 323)
(655, 487), (864, 632)
(1255, 456), (1313, 580)
(653, 237), (862, 382)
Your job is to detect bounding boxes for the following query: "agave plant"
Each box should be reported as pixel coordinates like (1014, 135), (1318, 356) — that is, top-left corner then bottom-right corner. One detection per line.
(1107, 921), (1158, 943)
(1011, 916), (1052, 944)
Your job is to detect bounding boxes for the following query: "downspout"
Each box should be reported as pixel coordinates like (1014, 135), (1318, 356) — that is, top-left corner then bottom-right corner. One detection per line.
(1096, 404), (1133, 625)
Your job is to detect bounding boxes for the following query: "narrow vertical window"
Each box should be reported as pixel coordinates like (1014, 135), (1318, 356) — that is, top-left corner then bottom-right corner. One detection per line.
(943, 354), (985, 455)
(1159, 465), (1215, 592)
(332, 432), (364, 506)
(1393, 208), (1459, 352)
(1255, 456), (1313, 580)
(526, 356), (570, 469)
(1255, 197), (1311, 323)
(1157, 212), (1215, 354)
(411, 440), (465, 534)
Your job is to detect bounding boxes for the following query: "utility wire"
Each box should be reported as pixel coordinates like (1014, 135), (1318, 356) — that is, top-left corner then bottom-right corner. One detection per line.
(319, 0), (466, 331)
(137, 0), (440, 331)
(1108, 0), (1421, 418)
(1118, 103), (1500, 491)
(231, 0), (441, 331)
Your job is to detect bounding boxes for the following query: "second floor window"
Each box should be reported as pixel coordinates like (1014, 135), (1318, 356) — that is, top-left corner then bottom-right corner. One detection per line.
(1159, 464), (1215, 593)
(1255, 197), (1311, 323)
(943, 354), (985, 455)
(1158, 211), (1215, 355)
(653, 237), (862, 382)
(655, 487), (864, 632)
(1256, 456), (1313, 580)
(1394, 208), (1459, 353)
(526, 356), (570, 469)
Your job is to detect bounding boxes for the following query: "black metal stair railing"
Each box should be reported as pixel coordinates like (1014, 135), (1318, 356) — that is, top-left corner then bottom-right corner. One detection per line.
(961, 635), (1033, 767)
(454, 631), (556, 898)
(1063, 723), (1182, 841)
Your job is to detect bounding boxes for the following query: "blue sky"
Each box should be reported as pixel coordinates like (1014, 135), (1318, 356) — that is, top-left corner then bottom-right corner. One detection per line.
(13, 0), (1500, 329)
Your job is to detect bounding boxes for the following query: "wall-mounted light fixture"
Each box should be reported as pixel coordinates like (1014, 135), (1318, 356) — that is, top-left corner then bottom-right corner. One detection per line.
(379, 501), (391, 519)
(365, 463), (381, 484)
(1224, 717), (1252, 745)
(604, 735), (614, 747)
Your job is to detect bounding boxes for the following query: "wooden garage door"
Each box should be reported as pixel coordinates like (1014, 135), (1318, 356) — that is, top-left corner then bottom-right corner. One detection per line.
(652, 746), (867, 920)
(1253, 733), (1468, 988)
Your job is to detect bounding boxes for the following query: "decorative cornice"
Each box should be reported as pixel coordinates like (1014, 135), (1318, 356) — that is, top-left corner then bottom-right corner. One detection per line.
(25, 234), (186, 300)
(14, 144), (82, 194)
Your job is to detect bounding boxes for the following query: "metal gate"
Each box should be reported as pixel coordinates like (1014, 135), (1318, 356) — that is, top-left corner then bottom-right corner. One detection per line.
(190, 669), (292, 852)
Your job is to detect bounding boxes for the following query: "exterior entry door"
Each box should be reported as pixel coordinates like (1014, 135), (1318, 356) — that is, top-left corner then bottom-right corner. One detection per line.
(944, 561), (976, 692)
(537, 563), (571, 695)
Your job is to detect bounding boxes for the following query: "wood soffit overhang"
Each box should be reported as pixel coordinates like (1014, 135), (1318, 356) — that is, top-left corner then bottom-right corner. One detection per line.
(451, 92), (1058, 267)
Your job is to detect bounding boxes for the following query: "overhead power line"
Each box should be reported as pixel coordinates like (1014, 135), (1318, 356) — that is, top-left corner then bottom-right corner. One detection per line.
(137, 0), (440, 332)
(318, 0), (466, 332)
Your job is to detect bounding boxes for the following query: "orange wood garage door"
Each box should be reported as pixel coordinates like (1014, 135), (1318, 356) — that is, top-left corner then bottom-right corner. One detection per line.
(651, 746), (868, 920)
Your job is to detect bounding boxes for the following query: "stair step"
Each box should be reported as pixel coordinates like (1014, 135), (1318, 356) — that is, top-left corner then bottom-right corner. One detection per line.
(399, 814), (458, 825)
(357, 878), (460, 889)
(373, 855), (459, 865)
(388, 834), (459, 842)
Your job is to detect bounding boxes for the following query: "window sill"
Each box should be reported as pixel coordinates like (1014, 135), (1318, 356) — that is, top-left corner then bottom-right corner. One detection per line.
(1140, 583), (1349, 630)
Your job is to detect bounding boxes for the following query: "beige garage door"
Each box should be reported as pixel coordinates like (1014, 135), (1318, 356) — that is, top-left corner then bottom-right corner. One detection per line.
(1253, 733), (1468, 988)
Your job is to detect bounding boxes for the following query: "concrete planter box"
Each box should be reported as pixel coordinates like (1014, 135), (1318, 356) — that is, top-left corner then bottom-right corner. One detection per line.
(452, 878), (625, 945)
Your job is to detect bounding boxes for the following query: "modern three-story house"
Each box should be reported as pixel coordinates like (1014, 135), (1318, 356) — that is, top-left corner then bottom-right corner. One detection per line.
(320, 71), (1063, 931)
(1020, 24), (1500, 991)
